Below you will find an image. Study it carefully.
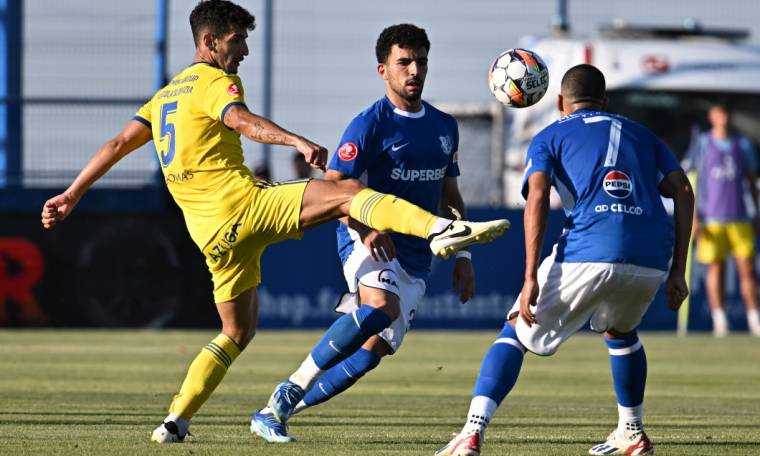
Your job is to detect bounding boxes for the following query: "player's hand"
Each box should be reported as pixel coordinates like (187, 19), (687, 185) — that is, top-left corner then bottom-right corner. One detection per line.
(41, 192), (77, 229)
(295, 136), (327, 172)
(362, 229), (395, 262)
(453, 256), (475, 303)
(665, 274), (689, 311)
(519, 278), (540, 327)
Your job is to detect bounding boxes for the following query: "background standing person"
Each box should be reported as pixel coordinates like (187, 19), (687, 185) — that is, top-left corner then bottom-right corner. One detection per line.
(685, 104), (760, 336)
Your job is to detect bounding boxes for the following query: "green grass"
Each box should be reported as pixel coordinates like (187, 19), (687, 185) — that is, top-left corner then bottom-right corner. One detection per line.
(0, 330), (758, 455)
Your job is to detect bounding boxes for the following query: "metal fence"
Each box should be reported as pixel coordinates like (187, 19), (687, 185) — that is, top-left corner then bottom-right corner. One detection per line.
(4, 0), (760, 202)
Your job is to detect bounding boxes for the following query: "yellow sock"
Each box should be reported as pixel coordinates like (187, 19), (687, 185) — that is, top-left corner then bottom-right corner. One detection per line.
(168, 334), (242, 419)
(349, 188), (437, 238)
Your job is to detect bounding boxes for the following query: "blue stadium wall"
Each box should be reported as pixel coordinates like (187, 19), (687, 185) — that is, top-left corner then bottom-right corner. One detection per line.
(0, 199), (751, 332)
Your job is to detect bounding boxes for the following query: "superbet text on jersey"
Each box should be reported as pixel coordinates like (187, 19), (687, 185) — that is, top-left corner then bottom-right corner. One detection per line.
(328, 96), (459, 278)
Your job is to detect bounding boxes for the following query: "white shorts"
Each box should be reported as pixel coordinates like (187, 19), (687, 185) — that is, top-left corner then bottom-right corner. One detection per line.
(335, 243), (426, 353)
(508, 247), (668, 356)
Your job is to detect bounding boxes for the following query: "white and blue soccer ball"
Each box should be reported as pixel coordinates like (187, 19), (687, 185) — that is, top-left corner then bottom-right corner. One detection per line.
(488, 48), (549, 108)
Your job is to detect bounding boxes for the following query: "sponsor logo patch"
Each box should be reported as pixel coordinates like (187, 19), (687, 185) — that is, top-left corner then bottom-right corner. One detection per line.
(227, 83), (240, 95)
(377, 269), (399, 289)
(603, 170), (632, 199)
(338, 142), (359, 161)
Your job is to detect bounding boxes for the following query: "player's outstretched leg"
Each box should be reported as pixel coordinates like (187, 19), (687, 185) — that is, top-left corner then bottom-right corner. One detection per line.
(436, 322), (525, 456)
(299, 179), (510, 259)
(589, 332), (653, 456)
(152, 291), (255, 443)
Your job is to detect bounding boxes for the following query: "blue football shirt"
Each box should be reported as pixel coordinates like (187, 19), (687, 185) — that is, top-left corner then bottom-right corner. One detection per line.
(329, 97), (460, 278)
(522, 109), (681, 271)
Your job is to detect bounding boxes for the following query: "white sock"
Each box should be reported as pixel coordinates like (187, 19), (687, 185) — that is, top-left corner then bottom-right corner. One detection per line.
(292, 400), (308, 415)
(747, 308), (760, 336)
(428, 217), (454, 237)
(165, 413), (190, 436)
(288, 354), (323, 390)
(616, 404), (643, 434)
(711, 308), (729, 337)
(462, 395), (498, 436)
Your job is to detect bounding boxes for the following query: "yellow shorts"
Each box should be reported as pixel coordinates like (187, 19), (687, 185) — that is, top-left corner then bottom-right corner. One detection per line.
(696, 221), (756, 264)
(203, 179), (309, 303)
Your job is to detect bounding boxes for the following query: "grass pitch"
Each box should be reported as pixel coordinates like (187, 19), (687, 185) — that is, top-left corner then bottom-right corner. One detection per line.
(0, 330), (758, 455)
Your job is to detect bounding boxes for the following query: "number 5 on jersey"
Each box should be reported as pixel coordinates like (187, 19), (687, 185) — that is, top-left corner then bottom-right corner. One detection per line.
(159, 101), (178, 167)
(583, 115), (622, 167)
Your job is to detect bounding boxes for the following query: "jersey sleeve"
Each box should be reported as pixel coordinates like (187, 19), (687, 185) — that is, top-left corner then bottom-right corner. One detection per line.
(521, 133), (553, 199)
(203, 75), (247, 121)
(654, 136), (681, 182)
(133, 99), (153, 128)
(446, 119), (461, 177)
(328, 116), (377, 178)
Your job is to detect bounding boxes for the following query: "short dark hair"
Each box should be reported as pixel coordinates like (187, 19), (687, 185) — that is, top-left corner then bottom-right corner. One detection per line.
(375, 24), (430, 63)
(190, 0), (255, 46)
(561, 64), (606, 104)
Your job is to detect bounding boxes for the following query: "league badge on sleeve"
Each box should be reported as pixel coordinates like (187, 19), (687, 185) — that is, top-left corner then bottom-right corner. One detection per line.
(603, 170), (632, 199)
(227, 83), (240, 96)
(338, 142), (359, 161)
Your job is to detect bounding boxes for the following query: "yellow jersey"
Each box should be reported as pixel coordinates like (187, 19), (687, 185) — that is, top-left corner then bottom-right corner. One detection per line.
(135, 62), (256, 249)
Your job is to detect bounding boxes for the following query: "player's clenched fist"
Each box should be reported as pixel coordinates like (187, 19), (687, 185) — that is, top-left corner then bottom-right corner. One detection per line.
(295, 136), (327, 172)
(41, 193), (76, 229)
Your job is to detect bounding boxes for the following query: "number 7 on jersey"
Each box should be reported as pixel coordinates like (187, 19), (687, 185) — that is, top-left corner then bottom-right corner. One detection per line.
(583, 115), (622, 167)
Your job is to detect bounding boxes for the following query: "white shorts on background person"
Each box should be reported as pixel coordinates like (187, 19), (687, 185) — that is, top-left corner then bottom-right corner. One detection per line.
(335, 243), (426, 353)
(508, 246), (668, 356)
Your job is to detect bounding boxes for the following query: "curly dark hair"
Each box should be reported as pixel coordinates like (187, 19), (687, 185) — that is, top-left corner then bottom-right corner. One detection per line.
(190, 0), (255, 45)
(375, 24), (430, 64)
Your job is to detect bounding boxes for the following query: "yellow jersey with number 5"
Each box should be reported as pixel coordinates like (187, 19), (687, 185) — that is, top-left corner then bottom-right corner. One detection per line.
(134, 62), (255, 249)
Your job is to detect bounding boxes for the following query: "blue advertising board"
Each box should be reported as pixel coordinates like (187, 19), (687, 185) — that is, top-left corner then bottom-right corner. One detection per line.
(0, 208), (753, 332)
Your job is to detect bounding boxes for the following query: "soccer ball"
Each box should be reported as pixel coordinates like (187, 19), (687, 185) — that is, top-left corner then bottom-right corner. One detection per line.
(488, 48), (549, 108)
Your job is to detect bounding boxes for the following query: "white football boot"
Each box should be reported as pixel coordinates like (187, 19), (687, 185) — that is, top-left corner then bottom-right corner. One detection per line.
(150, 421), (187, 443)
(429, 219), (510, 259)
(435, 431), (482, 456)
(589, 429), (654, 455)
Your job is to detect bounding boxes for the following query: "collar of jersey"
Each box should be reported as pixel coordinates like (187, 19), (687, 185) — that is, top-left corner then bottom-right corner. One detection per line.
(386, 97), (426, 119)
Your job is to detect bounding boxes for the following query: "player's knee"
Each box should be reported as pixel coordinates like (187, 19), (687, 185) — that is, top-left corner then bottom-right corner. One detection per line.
(605, 328), (635, 340)
(365, 294), (400, 320)
(341, 178), (365, 196)
(223, 322), (256, 349)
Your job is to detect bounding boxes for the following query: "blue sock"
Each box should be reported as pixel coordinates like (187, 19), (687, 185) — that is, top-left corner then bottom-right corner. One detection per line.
(310, 305), (392, 370)
(606, 332), (647, 407)
(472, 323), (525, 405)
(302, 348), (382, 408)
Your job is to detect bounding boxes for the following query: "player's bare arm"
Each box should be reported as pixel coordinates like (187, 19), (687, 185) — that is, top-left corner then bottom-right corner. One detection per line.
(658, 169), (695, 309)
(441, 176), (475, 303)
(324, 169), (395, 262)
(520, 171), (551, 326)
(223, 104), (327, 170)
(41, 120), (152, 229)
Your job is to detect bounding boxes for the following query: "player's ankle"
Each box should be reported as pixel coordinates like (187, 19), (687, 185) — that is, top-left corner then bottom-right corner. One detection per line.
(289, 355), (323, 390)
(165, 414), (190, 437)
(427, 217), (453, 238)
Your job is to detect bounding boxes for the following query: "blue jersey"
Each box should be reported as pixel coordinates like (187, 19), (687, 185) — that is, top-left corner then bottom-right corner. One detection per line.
(522, 109), (681, 271)
(329, 97), (460, 278)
